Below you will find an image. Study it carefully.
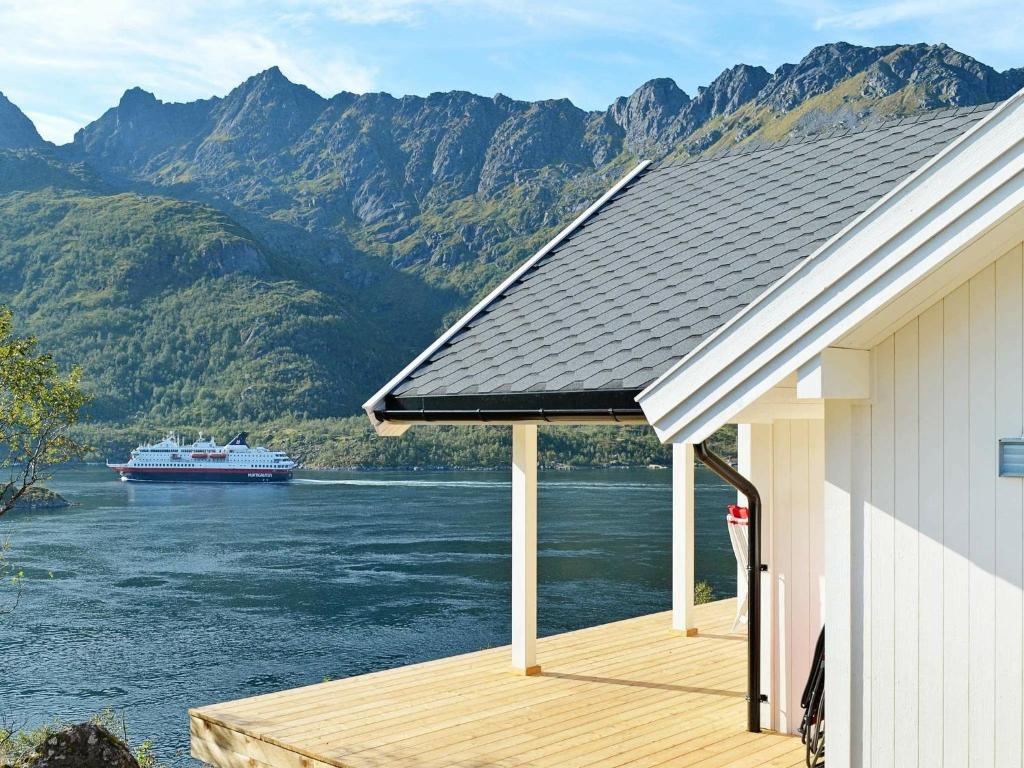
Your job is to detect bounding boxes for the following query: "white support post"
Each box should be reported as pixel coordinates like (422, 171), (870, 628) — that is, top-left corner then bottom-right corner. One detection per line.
(738, 422), (774, 730)
(672, 442), (697, 636)
(823, 401), (854, 768)
(511, 424), (540, 675)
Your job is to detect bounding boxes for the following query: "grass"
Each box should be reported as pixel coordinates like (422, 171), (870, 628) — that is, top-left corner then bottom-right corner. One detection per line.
(0, 710), (167, 768)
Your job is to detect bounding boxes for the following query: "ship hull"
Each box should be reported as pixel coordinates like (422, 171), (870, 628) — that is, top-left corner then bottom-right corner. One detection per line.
(110, 467), (291, 483)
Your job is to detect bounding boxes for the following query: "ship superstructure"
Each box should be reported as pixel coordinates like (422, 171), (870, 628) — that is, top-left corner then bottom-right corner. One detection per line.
(107, 432), (295, 482)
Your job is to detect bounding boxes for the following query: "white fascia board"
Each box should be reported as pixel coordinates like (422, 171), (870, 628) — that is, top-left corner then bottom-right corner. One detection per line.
(363, 160), (652, 436)
(638, 90), (1024, 445)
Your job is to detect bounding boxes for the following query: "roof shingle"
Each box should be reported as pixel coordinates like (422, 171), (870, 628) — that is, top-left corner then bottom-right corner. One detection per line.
(392, 104), (995, 401)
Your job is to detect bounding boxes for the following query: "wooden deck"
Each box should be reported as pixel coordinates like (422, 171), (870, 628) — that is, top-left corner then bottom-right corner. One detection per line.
(190, 599), (804, 768)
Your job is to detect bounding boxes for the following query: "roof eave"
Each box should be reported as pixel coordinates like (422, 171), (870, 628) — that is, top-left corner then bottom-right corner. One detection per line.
(375, 389), (647, 425)
(374, 411), (649, 426)
(364, 159), (652, 436)
(637, 88), (1024, 445)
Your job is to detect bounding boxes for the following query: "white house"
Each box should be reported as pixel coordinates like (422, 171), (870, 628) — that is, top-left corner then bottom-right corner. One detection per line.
(190, 92), (1024, 768)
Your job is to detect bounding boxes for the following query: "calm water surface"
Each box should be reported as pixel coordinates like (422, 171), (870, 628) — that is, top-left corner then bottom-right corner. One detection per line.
(0, 465), (736, 763)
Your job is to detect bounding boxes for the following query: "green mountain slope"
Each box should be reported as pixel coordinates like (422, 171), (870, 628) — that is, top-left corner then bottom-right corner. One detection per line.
(0, 155), (452, 423)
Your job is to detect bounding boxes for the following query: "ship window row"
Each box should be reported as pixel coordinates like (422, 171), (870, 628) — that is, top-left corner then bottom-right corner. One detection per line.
(137, 464), (284, 468)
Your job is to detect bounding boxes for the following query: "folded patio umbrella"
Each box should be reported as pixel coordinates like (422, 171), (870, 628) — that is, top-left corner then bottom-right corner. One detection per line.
(727, 503), (749, 632)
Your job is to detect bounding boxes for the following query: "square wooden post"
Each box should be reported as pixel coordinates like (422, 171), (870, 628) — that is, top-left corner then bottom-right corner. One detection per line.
(672, 442), (697, 635)
(511, 424), (540, 675)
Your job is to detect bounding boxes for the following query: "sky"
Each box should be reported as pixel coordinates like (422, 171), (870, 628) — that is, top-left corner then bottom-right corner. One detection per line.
(2, 0), (1023, 144)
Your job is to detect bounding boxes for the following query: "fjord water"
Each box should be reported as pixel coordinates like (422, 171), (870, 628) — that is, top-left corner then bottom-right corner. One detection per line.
(1, 465), (737, 763)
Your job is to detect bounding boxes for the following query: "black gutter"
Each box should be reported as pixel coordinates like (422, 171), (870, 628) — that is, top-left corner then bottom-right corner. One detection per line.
(694, 440), (764, 734)
(373, 407), (646, 423)
(376, 389), (646, 422)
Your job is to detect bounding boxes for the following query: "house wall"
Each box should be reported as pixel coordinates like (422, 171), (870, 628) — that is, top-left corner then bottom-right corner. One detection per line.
(738, 420), (825, 735)
(846, 243), (1024, 767)
(768, 419), (825, 735)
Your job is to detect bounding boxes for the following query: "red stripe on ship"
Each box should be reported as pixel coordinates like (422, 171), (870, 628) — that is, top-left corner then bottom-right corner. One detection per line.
(108, 466), (290, 474)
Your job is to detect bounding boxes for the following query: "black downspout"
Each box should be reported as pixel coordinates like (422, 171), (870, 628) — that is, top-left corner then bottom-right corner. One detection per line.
(693, 440), (764, 734)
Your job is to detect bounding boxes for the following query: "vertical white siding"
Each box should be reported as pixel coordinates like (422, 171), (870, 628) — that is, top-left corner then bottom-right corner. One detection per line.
(870, 336), (896, 767)
(850, 402), (872, 767)
(994, 246), (1024, 768)
(825, 401), (855, 767)
(773, 420), (793, 733)
(851, 243), (1024, 767)
(893, 320), (919, 768)
(917, 301), (944, 767)
(942, 282), (971, 767)
(769, 418), (824, 735)
(968, 265), (996, 767)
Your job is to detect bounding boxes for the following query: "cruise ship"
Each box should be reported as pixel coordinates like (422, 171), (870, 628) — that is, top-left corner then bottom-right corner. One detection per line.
(107, 432), (296, 483)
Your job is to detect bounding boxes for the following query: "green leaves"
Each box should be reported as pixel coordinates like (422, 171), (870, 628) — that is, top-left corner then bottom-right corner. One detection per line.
(0, 306), (89, 516)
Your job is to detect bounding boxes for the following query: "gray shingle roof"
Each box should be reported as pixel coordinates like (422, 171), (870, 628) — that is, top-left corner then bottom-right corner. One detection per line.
(390, 104), (995, 404)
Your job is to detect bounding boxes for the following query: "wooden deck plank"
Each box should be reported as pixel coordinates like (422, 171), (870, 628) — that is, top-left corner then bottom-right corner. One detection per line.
(408, 667), (745, 765)
(258, 624), (724, 737)
(211, 631), (737, 754)
(191, 599), (803, 768)
(203, 612), (676, 722)
(294, 633), (744, 750)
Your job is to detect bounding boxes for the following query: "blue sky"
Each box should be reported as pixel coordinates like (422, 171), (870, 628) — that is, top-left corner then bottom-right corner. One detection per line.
(2, 0), (1022, 144)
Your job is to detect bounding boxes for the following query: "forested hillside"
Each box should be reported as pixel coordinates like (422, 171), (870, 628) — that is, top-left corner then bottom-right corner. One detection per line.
(0, 152), (450, 423)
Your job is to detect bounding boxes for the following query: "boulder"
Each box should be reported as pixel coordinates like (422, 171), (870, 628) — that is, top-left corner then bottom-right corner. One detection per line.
(13, 487), (70, 510)
(21, 723), (139, 768)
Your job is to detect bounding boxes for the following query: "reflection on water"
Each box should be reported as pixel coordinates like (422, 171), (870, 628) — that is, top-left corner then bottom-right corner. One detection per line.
(0, 465), (736, 762)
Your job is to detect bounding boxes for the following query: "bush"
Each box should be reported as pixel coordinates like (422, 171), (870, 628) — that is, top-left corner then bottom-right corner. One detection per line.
(694, 580), (715, 605)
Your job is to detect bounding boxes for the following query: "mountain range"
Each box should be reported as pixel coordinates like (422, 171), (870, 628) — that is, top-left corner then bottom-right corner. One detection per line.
(1, 41), (1022, 426)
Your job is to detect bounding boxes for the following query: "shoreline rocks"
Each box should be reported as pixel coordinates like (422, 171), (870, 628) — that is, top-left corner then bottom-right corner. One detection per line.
(13, 486), (71, 510)
(19, 723), (139, 768)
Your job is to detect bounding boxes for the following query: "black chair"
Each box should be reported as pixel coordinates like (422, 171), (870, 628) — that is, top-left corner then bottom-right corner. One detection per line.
(799, 627), (825, 766)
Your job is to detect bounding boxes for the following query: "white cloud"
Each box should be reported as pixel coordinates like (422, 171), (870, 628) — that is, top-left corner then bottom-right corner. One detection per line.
(314, 0), (427, 24)
(308, 0), (706, 48)
(814, 0), (968, 30)
(138, 29), (378, 99)
(0, 0), (379, 142)
(23, 111), (85, 144)
(307, 0), (633, 28)
(806, 0), (1024, 39)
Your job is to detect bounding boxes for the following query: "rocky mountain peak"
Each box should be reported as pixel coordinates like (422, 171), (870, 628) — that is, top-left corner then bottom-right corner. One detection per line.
(478, 96), (591, 196)
(697, 64), (771, 118)
(203, 65), (328, 164)
(759, 41), (900, 111)
(610, 77), (690, 154)
(117, 86), (159, 111)
(0, 90), (46, 150)
(234, 66), (313, 100)
(862, 43), (1024, 106)
(254, 64), (287, 82)
(224, 66), (324, 112)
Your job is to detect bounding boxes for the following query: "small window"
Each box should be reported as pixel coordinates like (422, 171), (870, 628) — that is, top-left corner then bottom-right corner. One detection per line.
(999, 438), (1024, 477)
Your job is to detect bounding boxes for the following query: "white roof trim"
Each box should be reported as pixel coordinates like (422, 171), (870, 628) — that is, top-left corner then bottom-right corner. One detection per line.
(637, 91), (1024, 444)
(364, 160), (652, 436)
